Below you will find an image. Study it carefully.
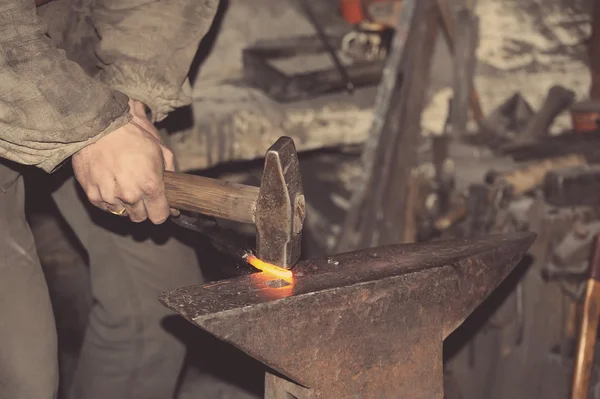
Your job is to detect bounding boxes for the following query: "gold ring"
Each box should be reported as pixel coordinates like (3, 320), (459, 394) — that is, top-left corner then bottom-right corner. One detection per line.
(108, 208), (127, 216)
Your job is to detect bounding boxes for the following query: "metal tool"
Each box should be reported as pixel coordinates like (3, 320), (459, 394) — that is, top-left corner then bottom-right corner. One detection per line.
(295, 0), (354, 93)
(486, 154), (587, 197)
(501, 130), (600, 163)
(170, 213), (252, 265)
(544, 164), (600, 207)
(338, 0), (485, 124)
(164, 136), (305, 268)
(519, 85), (575, 141)
(160, 231), (535, 398)
(467, 93), (534, 149)
(334, 0), (420, 252)
(242, 36), (384, 102)
(433, 155), (586, 234)
(542, 221), (600, 282)
(571, 233), (600, 399)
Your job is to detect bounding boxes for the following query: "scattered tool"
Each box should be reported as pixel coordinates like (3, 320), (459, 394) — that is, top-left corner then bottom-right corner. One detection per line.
(542, 221), (600, 281)
(501, 130), (600, 163)
(571, 233), (600, 399)
(518, 85), (575, 141)
(338, 0), (485, 124)
(339, 0), (401, 61)
(486, 154), (587, 197)
(242, 35), (384, 102)
(335, 0), (424, 252)
(544, 164), (600, 207)
(163, 136), (305, 269)
(434, 193), (467, 231)
(433, 155), (586, 233)
(160, 232), (535, 398)
(469, 85), (574, 150)
(295, 0), (354, 93)
(467, 92), (534, 149)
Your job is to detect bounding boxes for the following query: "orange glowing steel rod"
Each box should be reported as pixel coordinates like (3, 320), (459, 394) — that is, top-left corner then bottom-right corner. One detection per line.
(246, 255), (293, 281)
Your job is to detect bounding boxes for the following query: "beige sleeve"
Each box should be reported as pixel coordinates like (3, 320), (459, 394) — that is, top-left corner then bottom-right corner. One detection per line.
(0, 0), (131, 173)
(92, 0), (218, 122)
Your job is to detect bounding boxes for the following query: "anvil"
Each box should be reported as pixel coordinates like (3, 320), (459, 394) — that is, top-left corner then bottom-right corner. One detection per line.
(160, 232), (535, 398)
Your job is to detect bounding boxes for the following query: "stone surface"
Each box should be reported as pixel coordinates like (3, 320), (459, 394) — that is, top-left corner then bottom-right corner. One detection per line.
(423, 0), (592, 136)
(171, 0), (593, 171)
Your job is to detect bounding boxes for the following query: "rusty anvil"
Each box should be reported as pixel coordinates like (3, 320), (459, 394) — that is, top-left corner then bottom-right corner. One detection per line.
(160, 231), (535, 398)
(164, 136), (305, 268)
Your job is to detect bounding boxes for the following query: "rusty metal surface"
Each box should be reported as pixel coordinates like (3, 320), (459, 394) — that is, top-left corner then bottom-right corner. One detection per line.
(264, 372), (316, 399)
(255, 137), (305, 268)
(161, 232), (535, 398)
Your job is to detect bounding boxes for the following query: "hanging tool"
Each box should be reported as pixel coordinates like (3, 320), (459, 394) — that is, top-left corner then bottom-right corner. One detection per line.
(295, 0), (354, 93)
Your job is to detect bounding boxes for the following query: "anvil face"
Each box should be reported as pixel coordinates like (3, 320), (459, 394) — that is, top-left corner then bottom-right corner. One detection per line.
(160, 232), (535, 398)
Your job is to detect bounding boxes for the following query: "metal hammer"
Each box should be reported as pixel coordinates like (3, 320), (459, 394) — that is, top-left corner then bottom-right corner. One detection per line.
(163, 136), (305, 269)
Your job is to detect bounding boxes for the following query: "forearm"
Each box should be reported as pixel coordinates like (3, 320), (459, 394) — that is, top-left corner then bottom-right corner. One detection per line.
(93, 0), (218, 121)
(0, 0), (130, 172)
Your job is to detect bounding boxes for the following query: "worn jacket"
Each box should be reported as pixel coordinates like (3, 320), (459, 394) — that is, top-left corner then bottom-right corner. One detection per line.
(0, 0), (217, 172)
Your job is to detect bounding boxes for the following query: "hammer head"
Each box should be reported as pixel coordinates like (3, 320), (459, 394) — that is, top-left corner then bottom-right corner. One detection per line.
(255, 137), (305, 269)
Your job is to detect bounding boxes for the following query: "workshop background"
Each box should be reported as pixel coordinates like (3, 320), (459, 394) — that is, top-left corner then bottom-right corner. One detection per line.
(26, 0), (600, 398)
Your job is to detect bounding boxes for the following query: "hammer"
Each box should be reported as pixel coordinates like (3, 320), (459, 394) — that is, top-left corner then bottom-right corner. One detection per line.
(163, 136), (305, 269)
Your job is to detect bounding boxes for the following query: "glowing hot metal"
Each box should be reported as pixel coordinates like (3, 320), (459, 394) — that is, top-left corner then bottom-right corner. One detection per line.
(246, 255), (294, 281)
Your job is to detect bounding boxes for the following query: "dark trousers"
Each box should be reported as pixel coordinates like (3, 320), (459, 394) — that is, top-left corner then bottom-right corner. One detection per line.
(0, 162), (202, 399)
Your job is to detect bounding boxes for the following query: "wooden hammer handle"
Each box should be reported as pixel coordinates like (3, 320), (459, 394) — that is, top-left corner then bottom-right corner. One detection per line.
(571, 279), (600, 399)
(571, 234), (600, 399)
(163, 171), (260, 224)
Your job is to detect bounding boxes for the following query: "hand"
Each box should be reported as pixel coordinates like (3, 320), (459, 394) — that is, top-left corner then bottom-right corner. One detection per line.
(72, 99), (175, 224)
(128, 99), (180, 217)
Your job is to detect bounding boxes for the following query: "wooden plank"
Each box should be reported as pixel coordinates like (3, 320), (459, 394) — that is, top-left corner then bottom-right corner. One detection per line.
(335, 0), (439, 252)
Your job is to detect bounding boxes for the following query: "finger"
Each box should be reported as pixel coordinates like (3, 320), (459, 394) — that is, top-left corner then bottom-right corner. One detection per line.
(98, 180), (119, 209)
(141, 181), (170, 225)
(103, 200), (129, 217)
(122, 199), (148, 223)
(159, 148), (178, 216)
(85, 187), (105, 210)
(161, 146), (175, 172)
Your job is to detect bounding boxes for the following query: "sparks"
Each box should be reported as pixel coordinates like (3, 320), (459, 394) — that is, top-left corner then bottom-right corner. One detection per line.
(246, 255), (293, 281)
